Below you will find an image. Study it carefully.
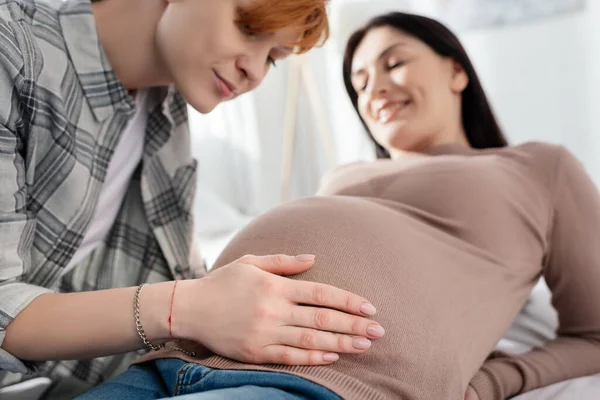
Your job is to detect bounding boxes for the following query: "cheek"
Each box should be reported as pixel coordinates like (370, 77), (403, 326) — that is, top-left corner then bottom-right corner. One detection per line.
(390, 64), (425, 89)
(357, 96), (369, 119)
(390, 69), (408, 86)
(420, 80), (452, 120)
(390, 65), (435, 99)
(357, 97), (372, 122)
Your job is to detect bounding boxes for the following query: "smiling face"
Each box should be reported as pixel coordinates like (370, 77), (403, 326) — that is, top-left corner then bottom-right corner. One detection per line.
(350, 26), (469, 154)
(155, 0), (327, 114)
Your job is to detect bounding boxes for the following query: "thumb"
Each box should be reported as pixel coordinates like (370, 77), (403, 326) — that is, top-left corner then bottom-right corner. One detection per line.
(238, 254), (315, 275)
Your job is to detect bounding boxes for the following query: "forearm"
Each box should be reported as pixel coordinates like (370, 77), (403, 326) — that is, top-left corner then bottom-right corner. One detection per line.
(1, 281), (174, 361)
(470, 335), (600, 399)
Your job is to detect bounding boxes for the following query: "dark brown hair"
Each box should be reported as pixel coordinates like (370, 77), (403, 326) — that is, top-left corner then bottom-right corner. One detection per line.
(343, 12), (508, 158)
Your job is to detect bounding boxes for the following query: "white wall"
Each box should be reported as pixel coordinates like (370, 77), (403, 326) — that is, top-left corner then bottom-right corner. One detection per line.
(415, 0), (600, 185)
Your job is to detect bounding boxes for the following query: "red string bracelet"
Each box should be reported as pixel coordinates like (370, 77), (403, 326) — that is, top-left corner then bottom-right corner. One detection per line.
(168, 280), (178, 342)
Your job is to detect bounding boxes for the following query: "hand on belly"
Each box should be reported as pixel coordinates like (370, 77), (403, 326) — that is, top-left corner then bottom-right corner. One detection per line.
(182, 253), (386, 365)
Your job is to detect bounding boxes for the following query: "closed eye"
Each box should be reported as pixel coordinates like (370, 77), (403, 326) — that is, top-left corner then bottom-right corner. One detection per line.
(358, 80), (368, 92)
(388, 61), (405, 70)
(352, 74), (368, 93)
(267, 56), (277, 68)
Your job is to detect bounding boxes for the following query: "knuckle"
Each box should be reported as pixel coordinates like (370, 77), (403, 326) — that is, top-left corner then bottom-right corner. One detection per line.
(345, 294), (354, 311)
(336, 334), (348, 351)
(240, 340), (259, 360)
(273, 254), (287, 266)
(260, 277), (278, 296)
(308, 351), (322, 365)
(238, 254), (255, 264)
(280, 350), (294, 365)
(351, 317), (363, 334)
(299, 330), (316, 348)
(313, 309), (330, 329)
(253, 304), (272, 320)
(312, 285), (329, 304)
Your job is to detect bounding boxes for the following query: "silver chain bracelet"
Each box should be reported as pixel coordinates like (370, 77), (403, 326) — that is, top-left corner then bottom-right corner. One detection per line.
(134, 283), (165, 351)
(134, 283), (196, 356)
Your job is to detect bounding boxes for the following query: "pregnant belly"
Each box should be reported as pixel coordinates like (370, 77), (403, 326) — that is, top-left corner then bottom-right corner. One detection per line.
(212, 196), (525, 396)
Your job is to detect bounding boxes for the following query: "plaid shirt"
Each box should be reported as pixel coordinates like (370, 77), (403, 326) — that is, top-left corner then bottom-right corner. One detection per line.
(0, 0), (205, 393)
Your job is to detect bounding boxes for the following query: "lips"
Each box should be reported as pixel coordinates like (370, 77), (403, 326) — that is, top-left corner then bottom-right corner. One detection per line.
(214, 71), (239, 99)
(376, 100), (411, 123)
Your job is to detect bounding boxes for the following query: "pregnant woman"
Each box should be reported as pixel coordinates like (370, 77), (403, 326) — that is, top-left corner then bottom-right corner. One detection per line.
(79, 12), (600, 400)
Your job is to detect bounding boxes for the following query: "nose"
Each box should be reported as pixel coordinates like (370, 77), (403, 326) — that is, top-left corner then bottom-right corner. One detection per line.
(367, 70), (391, 97)
(364, 70), (393, 117)
(235, 48), (270, 90)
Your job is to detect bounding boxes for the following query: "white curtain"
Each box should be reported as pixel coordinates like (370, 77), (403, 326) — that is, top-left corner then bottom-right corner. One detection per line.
(189, 91), (261, 217)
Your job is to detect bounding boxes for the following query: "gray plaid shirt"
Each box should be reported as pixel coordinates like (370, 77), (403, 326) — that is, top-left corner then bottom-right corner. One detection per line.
(0, 0), (205, 393)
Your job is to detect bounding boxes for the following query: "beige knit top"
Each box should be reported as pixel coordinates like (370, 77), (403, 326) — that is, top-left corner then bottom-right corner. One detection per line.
(136, 142), (600, 399)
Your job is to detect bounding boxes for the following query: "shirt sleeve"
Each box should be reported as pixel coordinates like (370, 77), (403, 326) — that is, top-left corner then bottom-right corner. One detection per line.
(0, 16), (54, 372)
(0, 123), (54, 374)
(469, 146), (600, 399)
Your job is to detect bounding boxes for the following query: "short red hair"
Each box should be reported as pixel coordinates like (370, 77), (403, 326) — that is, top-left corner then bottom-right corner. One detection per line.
(236, 0), (330, 54)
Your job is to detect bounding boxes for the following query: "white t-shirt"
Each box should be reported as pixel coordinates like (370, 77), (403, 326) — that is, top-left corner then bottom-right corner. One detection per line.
(65, 90), (149, 271)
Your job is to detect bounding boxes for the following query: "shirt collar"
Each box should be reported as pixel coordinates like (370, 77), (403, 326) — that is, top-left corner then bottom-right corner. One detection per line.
(420, 142), (481, 156)
(58, 0), (135, 121)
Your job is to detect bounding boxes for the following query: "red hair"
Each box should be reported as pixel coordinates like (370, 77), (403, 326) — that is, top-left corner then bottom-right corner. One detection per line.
(236, 0), (330, 54)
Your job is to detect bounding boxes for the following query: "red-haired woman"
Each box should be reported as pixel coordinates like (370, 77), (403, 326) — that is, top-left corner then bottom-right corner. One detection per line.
(0, 1), (383, 399)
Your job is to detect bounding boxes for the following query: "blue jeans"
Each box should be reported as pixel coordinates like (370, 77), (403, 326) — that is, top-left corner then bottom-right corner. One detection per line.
(76, 359), (341, 400)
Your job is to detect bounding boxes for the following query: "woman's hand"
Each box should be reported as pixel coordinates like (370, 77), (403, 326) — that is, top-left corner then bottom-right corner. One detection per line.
(174, 254), (385, 366)
(465, 386), (481, 400)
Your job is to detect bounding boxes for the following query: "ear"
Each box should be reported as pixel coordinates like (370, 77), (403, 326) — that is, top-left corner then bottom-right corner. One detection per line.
(450, 61), (469, 93)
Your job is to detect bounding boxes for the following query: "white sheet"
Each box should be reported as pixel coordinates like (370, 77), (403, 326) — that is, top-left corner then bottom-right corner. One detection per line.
(500, 279), (600, 400)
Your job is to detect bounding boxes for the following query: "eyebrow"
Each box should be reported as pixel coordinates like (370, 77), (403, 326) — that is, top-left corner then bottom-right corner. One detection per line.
(351, 42), (407, 76)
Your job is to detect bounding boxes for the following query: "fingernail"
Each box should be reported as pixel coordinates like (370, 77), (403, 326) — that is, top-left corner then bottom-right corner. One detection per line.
(353, 338), (372, 350)
(367, 324), (385, 338)
(360, 303), (377, 316)
(295, 254), (316, 262)
(323, 353), (339, 362)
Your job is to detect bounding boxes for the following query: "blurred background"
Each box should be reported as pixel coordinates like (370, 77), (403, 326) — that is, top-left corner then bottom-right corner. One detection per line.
(190, 0), (600, 266)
